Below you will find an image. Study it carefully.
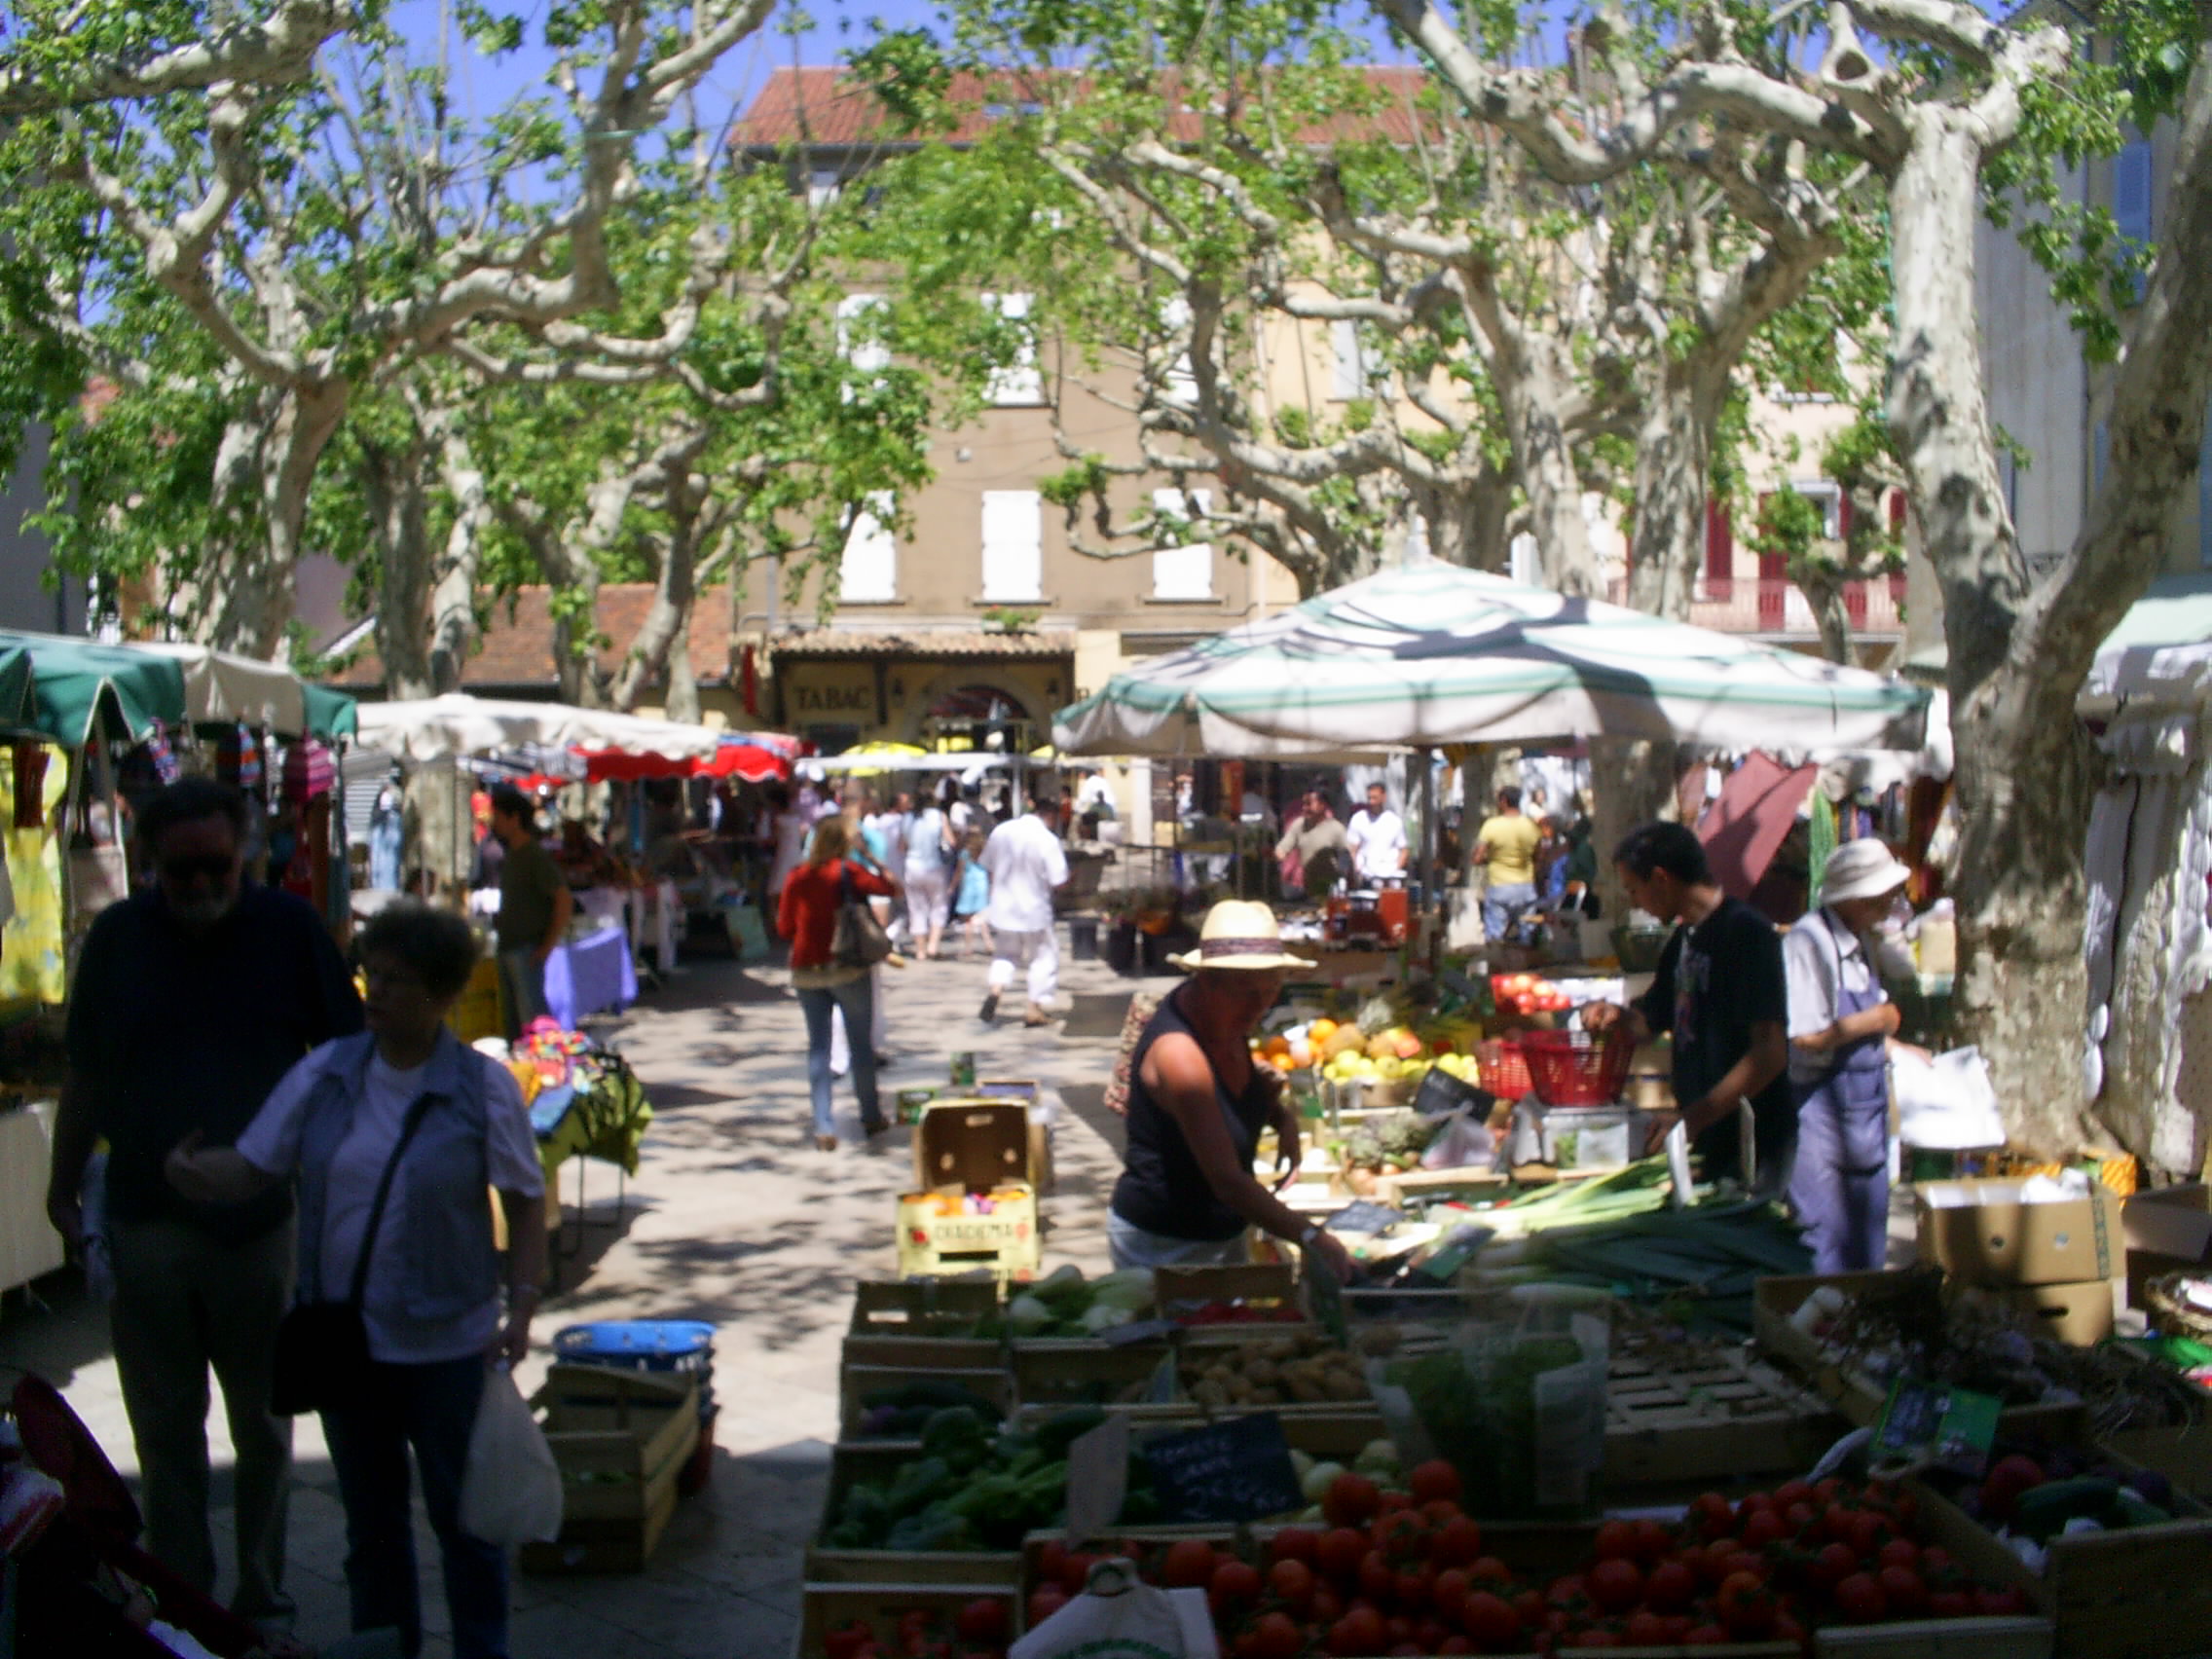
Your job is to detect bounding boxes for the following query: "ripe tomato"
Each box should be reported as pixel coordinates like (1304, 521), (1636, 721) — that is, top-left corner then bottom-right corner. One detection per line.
(1310, 1583), (1346, 1627)
(1622, 1610), (1668, 1646)
(1834, 1571), (1889, 1624)
(1974, 1584), (2029, 1617)
(1545, 1573), (1588, 1609)
(1317, 1528), (1368, 1586)
(1684, 1624), (1731, 1646)
(1430, 1567), (1469, 1623)
(1414, 1619), (1453, 1653)
(1689, 1492), (1736, 1538)
(1739, 1490), (1776, 1515)
(1468, 1554), (1512, 1584)
(1695, 1539), (1740, 1586)
(1592, 1519), (1637, 1561)
(1774, 1480), (1816, 1510)
(1210, 1559), (1264, 1608)
(1162, 1540), (1216, 1590)
(1846, 1509), (1890, 1562)
(1328, 1607), (1385, 1659)
(1587, 1558), (1642, 1612)
(1462, 1589), (1521, 1649)
(1269, 1558), (1315, 1614)
(953, 1599), (1009, 1644)
(1928, 1589), (1973, 1619)
(1783, 1501), (1818, 1535)
(1359, 1551), (1397, 1604)
(1511, 1588), (1548, 1628)
(1059, 1552), (1100, 1594)
(1738, 1508), (1786, 1550)
(1270, 1528), (1320, 1567)
(1716, 1570), (1776, 1638)
(1409, 1458), (1463, 1506)
(1644, 1558), (1696, 1611)
(1878, 1564), (1927, 1616)
(1371, 1509), (1430, 1562)
(1247, 1612), (1304, 1659)
(1877, 1538), (1920, 1573)
(1323, 1473), (1383, 1530)
(1920, 1546), (1955, 1577)
(1026, 1585), (1068, 1628)
(825, 1620), (873, 1659)
(1433, 1516), (1485, 1568)
(1629, 1518), (1674, 1565)
(1034, 1541), (1068, 1586)
(1393, 1565), (1435, 1611)
(1811, 1540), (1859, 1591)
(1421, 1499), (1463, 1527)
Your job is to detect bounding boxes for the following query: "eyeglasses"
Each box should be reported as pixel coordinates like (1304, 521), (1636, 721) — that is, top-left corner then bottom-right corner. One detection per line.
(161, 855), (237, 884)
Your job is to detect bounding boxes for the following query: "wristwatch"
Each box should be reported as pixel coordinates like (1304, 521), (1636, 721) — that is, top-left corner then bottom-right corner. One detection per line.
(1298, 1223), (1323, 1247)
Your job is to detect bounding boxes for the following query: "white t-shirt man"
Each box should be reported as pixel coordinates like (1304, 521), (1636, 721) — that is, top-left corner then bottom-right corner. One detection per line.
(1346, 800), (1409, 886)
(981, 810), (1070, 935)
(236, 1044), (543, 1364)
(1783, 905), (1881, 1087)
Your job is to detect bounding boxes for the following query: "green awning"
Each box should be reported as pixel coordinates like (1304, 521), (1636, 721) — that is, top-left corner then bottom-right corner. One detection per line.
(304, 682), (357, 740)
(0, 631), (189, 747)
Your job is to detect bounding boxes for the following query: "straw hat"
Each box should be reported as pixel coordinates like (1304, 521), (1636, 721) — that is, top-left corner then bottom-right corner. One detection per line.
(1822, 838), (1912, 905)
(1168, 901), (1317, 973)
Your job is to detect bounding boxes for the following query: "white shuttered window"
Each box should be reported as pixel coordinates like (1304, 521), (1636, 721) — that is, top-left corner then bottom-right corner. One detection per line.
(1151, 487), (1214, 600)
(839, 494), (898, 602)
(983, 292), (1043, 404)
(980, 491), (1044, 601)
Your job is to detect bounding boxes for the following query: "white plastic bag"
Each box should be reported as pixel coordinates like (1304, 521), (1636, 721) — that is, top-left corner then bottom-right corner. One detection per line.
(1420, 1110), (1496, 1171)
(1891, 1046), (2005, 1151)
(458, 1364), (564, 1546)
(1012, 1559), (1218, 1659)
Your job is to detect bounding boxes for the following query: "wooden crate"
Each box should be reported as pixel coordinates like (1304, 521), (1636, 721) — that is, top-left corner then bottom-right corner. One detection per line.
(1814, 1617), (2055, 1659)
(1155, 1261), (1312, 1344)
(1011, 1338), (1175, 1410)
(792, 1581), (1021, 1659)
(807, 1443), (1024, 1587)
(839, 1365), (1014, 1444)
(843, 1278), (1003, 1372)
(520, 1366), (698, 1575)
(2103, 1424), (2212, 1503)
(1752, 1272), (2083, 1435)
(1011, 1401), (1388, 1461)
(1906, 1474), (2212, 1658)
(1604, 1340), (1848, 1487)
(1376, 1164), (1511, 1207)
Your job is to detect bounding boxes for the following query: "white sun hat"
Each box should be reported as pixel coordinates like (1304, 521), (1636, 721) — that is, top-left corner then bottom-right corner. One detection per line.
(1821, 838), (1912, 905)
(1167, 900), (1318, 973)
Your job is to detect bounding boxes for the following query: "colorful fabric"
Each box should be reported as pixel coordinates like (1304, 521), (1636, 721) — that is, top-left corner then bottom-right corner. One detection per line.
(0, 748), (67, 1007)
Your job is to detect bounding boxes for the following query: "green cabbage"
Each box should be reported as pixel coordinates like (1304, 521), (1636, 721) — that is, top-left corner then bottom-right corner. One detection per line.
(1088, 1270), (1156, 1312)
(1006, 1294), (1054, 1334)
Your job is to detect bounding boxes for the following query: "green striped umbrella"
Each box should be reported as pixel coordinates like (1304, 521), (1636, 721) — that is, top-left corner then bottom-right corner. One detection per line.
(1054, 564), (1928, 757)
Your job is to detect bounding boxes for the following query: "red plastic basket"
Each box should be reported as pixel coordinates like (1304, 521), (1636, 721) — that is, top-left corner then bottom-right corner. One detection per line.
(1518, 1028), (1635, 1106)
(1475, 1038), (1533, 1098)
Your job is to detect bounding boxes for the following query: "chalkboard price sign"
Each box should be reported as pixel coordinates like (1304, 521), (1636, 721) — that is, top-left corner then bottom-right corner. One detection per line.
(1140, 1413), (1305, 1524)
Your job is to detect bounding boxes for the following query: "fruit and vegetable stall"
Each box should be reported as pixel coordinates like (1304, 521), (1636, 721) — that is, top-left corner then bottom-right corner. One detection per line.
(787, 1259), (2212, 1659)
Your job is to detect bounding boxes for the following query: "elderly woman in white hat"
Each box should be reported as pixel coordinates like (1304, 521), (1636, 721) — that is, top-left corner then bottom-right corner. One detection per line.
(1783, 838), (1920, 1274)
(1108, 902), (1356, 1281)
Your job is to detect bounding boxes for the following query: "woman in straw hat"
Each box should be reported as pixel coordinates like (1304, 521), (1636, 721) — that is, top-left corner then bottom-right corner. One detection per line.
(1783, 838), (1922, 1273)
(1107, 902), (1356, 1280)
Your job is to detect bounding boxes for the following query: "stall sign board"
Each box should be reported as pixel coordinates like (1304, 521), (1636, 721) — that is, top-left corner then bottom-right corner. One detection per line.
(1141, 1414), (1303, 1525)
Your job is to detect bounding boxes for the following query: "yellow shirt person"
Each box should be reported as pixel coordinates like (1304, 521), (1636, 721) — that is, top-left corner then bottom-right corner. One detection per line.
(1476, 808), (1541, 885)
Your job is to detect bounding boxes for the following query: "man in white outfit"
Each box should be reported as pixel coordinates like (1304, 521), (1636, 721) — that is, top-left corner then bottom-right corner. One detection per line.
(979, 800), (1069, 1026)
(1346, 782), (1409, 887)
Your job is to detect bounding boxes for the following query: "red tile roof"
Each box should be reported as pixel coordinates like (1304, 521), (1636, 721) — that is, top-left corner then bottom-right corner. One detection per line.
(767, 627), (1075, 659)
(328, 584), (732, 691)
(734, 65), (1435, 150)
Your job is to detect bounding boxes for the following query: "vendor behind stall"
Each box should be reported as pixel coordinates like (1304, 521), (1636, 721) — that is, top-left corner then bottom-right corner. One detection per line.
(1108, 902), (1356, 1280)
(1785, 839), (1923, 1274)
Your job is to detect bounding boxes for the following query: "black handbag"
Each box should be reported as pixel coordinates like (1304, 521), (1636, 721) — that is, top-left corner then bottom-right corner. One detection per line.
(271, 1092), (435, 1417)
(830, 864), (894, 970)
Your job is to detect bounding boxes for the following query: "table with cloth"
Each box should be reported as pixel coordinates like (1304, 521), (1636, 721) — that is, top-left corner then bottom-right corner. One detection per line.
(542, 926), (637, 1026)
(502, 1025), (654, 1255)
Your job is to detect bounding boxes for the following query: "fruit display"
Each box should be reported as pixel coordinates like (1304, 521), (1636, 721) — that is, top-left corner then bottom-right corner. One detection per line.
(1934, 1444), (2188, 1556)
(1256, 995), (1485, 1095)
(1490, 974), (1575, 1018)
(1182, 1332), (1372, 1409)
(1342, 1111), (1442, 1179)
(819, 1597), (1014, 1659)
(1027, 1476), (2034, 1655)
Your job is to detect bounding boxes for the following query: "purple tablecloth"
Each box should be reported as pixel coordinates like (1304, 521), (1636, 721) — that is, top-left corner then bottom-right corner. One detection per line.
(541, 927), (636, 1027)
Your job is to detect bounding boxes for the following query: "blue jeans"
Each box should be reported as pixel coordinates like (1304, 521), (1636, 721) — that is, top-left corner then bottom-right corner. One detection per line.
(796, 974), (884, 1137)
(1483, 882), (1538, 944)
(320, 1355), (507, 1659)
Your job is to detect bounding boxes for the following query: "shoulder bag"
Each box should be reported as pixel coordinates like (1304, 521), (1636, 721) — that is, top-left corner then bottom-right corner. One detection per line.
(830, 863), (895, 971)
(271, 1091), (435, 1417)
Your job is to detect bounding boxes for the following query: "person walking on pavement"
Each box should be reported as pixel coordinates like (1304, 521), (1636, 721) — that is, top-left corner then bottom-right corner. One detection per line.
(978, 797), (1069, 1026)
(951, 827), (993, 959)
(166, 903), (546, 1659)
(1345, 781), (1408, 887)
(487, 785), (571, 1039)
(44, 778), (363, 1631)
(777, 817), (899, 1150)
(1582, 823), (1792, 1194)
(1785, 840), (1924, 1273)
(903, 787), (957, 961)
(1471, 786), (1543, 944)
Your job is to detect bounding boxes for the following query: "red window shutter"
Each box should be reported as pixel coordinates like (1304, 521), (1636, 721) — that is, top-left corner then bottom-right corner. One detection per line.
(1888, 491), (1909, 604)
(1756, 493), (1785, 629)
(1705, 499), (1733, 599)
(1837, 492), (1854, 541)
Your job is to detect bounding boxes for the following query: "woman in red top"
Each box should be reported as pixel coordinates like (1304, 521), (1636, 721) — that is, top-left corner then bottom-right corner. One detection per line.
(777, 817), (900, 1150)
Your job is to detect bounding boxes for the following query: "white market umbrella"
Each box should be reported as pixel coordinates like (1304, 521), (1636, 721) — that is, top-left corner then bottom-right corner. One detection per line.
(1054, 564), (1929, 757)
(354, 692), (721, 764)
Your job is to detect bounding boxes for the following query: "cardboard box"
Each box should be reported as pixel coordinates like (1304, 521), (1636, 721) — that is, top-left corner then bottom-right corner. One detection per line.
(895, 1186), (1040, 1281)
(1913, 1177), (2123, 1286)
(2122, 1181), (2212, 1307)
(1995, 1276), (2120, 1346)
(911, 1099), (1037, 1193)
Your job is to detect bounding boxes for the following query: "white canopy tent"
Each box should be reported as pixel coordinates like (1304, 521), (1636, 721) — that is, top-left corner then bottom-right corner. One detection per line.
(1054, 564), (1930, 758)
(353, 693), (721, 764)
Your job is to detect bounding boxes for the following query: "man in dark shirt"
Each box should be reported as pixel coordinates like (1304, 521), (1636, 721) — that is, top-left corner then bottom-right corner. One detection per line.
(1584, 822), (1792, 1190)
(45, 778), (362, 1627)
(489, 784), (571, 1037)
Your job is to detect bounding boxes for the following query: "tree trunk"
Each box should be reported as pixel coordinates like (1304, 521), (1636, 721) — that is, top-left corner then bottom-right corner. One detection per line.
(361, 427), (439, 700)
(1624, 357), (1729, 623)
(203, 380), (349, 656)
(1589, 736), (1678, 921)
(609, 489), (699, 713)
(1500, 358), (1597, 595)
(1795, 565), (1855, 664)
(1885, 111), (2097, 1156)
(429, 427), (488, 696)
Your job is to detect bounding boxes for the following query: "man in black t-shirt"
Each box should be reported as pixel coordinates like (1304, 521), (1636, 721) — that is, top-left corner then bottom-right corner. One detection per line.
(45, 779), (362, 1628)
(1583, 822), (1792, 1190)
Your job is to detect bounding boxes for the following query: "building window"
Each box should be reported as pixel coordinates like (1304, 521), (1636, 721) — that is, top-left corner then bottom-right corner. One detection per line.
(980, 490), (1043, 601)
(1151, 487), (1213, 599)
(1160, 296), (1197, 406)
(836, 294), (889, 397)
(1794, 480), (1845, 539)
(982, 292), (1042, 405)
(839, 494), (898, 602)
(1330, 319), (1374, 401)
(807, 168), (842, 207)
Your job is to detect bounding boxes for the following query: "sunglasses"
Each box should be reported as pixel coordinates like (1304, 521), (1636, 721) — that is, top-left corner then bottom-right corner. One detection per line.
(161, 855), (237, 884)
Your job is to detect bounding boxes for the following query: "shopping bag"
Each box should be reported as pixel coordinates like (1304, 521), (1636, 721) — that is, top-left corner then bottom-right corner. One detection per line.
(1891, 1046), (2005, 1151)
(458, 1364), (563, 1546)
(1012, 1558), (1218, 1659)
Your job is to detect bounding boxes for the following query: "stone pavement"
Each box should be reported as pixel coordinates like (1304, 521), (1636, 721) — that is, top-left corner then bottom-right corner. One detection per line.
(0, 931), (1159, 1658)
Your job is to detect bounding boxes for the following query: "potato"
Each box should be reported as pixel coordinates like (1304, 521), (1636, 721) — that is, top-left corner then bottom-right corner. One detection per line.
(1243, 1358), (1279, 1387)
(1322, 1370), (1366, 1401)
(1355, 1325), (1402, 1358)
(1228, 1375), (1255, 1401)
(1287, 1375), (1325, 1403)
(1260, 1339), (1300, 1364)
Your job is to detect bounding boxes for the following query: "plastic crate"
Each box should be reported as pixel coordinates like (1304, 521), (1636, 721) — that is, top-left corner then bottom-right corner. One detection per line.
(1475, 1038), (1532, 1098)
(552, 1320), (718, 1414)
(1519, 1027), (1634, 1106)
